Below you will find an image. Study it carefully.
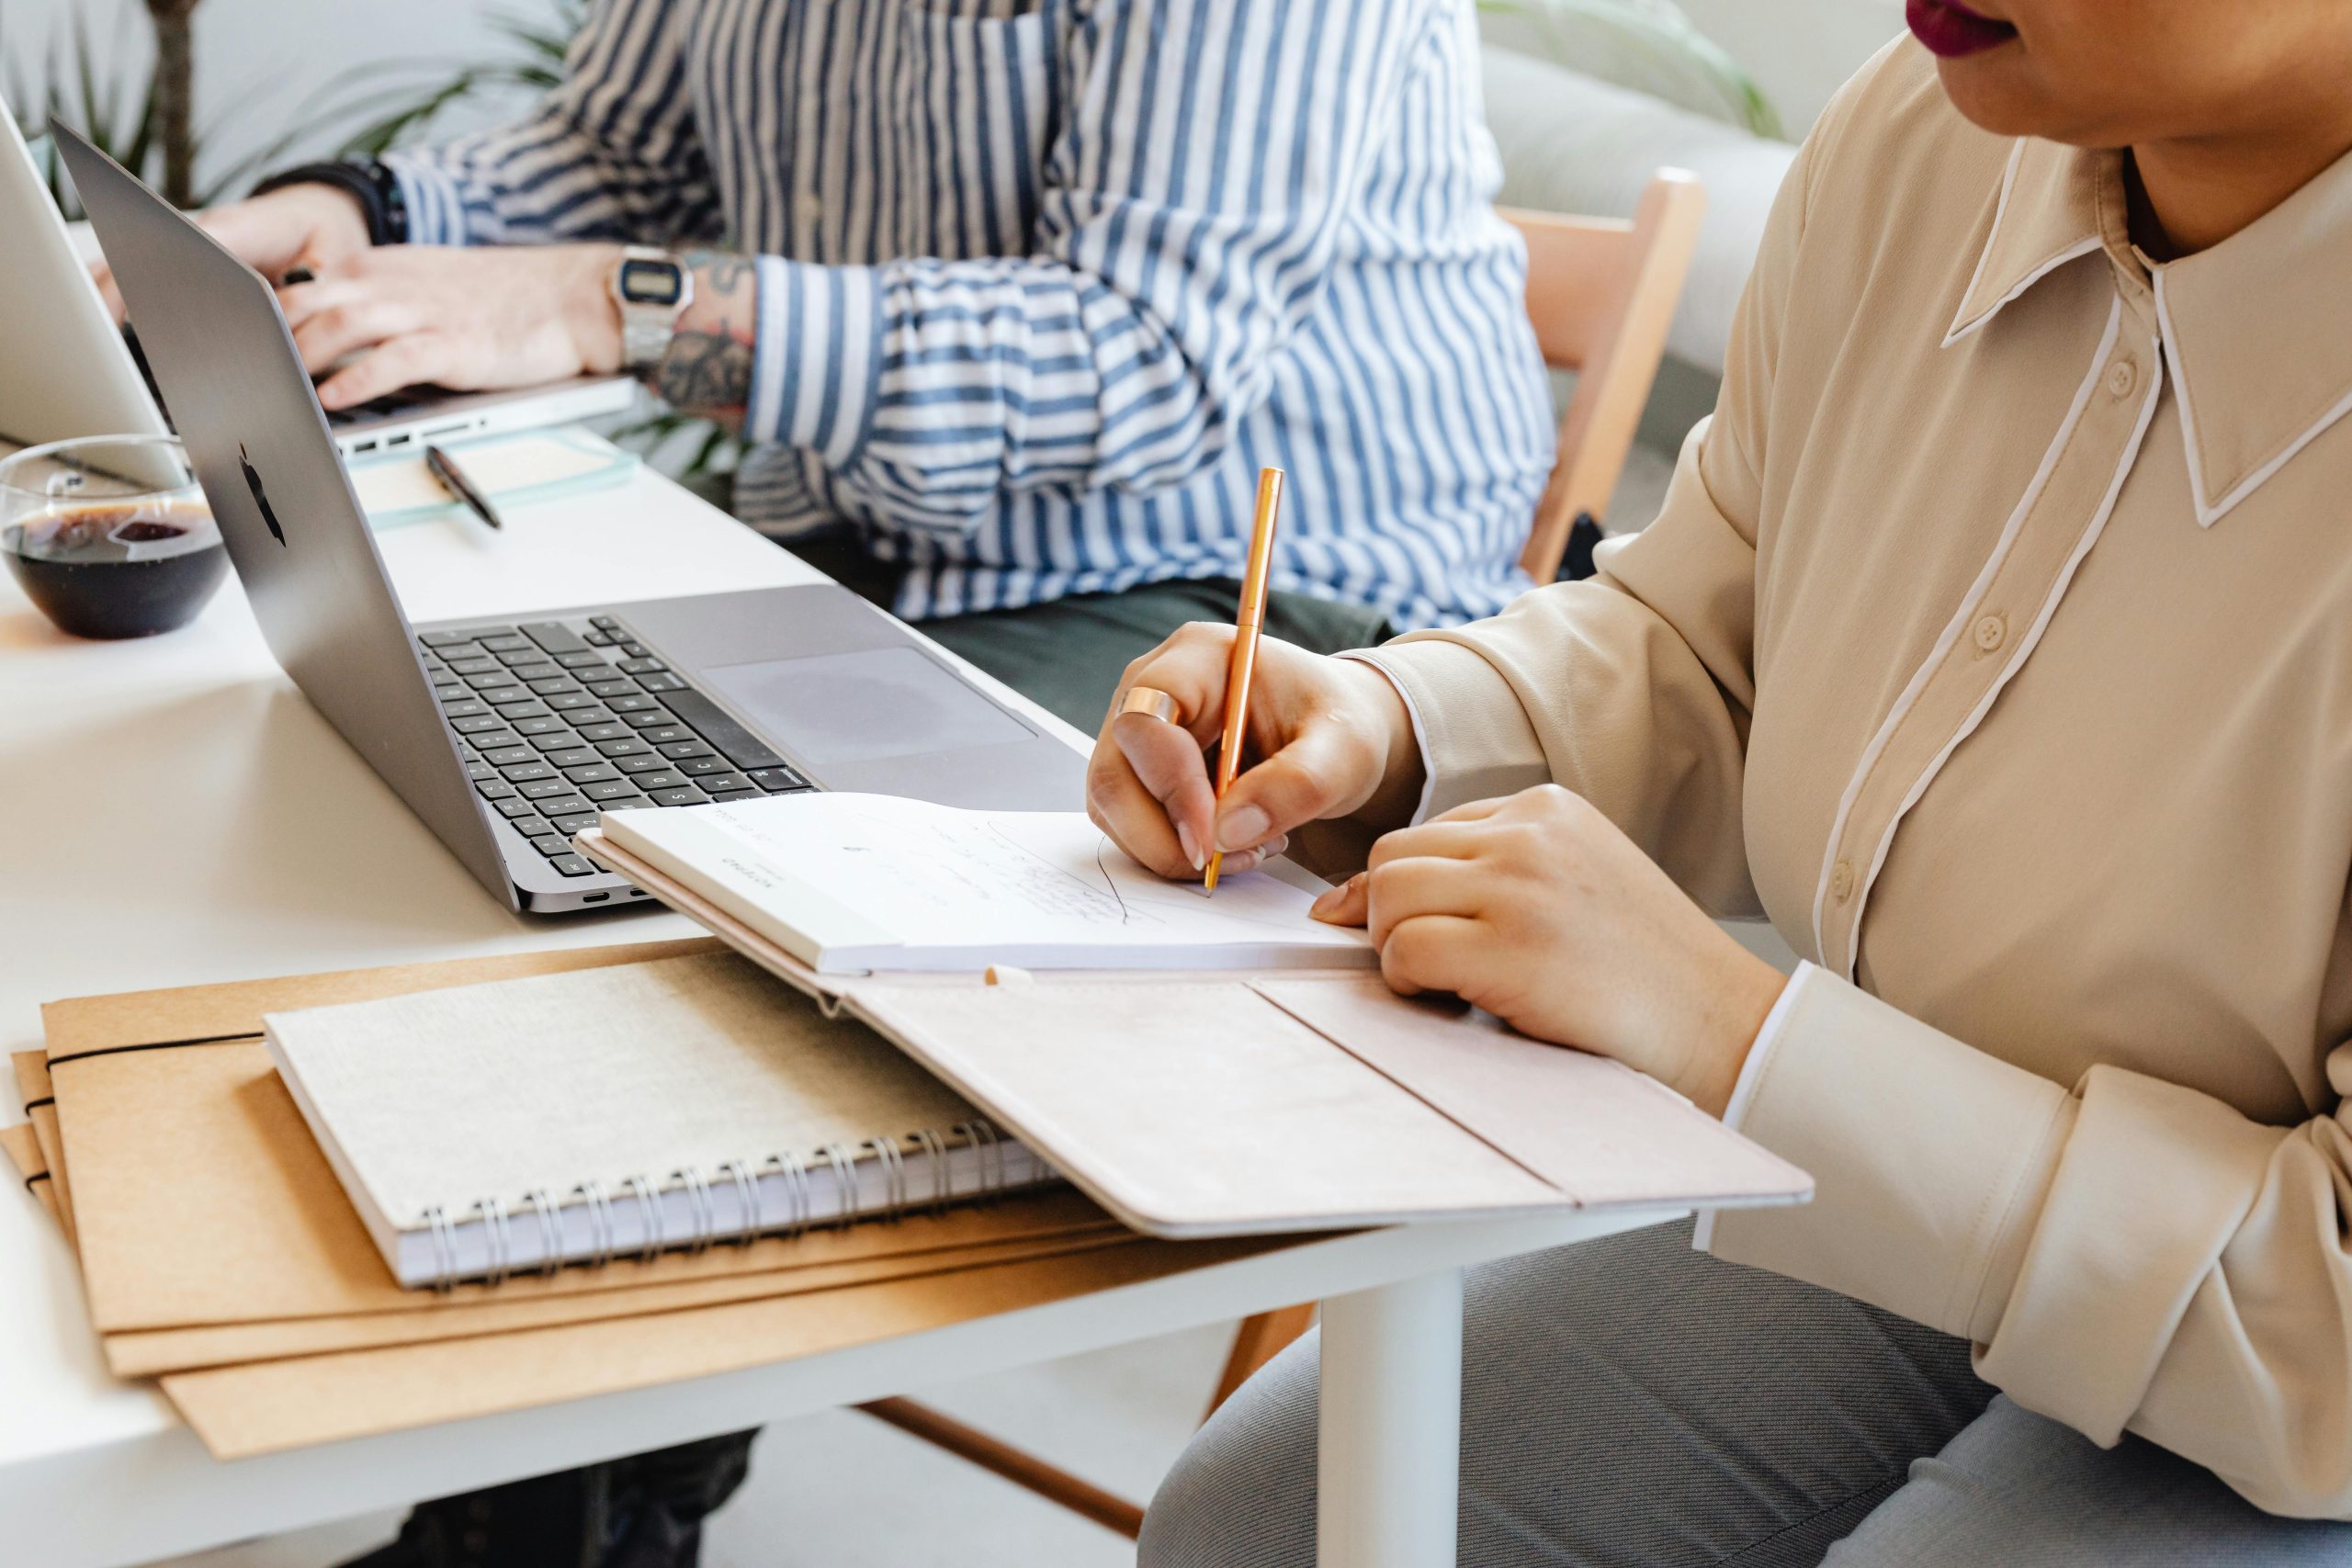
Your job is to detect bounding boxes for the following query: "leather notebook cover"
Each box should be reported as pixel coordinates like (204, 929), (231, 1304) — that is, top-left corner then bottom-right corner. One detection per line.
(582, 831), (1814, 1237)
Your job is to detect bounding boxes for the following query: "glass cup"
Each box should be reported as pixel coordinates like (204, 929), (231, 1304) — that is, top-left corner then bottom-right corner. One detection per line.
(0, 434), (227, 639)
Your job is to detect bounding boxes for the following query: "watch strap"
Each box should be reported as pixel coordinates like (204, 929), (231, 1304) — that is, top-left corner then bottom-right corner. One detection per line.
(614, 248), (692, 373)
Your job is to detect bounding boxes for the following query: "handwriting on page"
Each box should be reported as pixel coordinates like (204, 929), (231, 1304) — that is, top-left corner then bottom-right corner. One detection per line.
(708, 796), (1354, 950)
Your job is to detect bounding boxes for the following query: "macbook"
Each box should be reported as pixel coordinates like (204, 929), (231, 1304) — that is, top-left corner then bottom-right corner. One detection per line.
(59, 123), (1083, 916)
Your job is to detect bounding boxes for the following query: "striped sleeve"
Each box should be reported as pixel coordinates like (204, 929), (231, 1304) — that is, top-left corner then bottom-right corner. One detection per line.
(753, 0), (1437, 535)
(382, 0), (723, 249)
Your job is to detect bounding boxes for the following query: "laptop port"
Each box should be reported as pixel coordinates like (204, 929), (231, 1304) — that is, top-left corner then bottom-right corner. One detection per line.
(582, 891), (611, 903)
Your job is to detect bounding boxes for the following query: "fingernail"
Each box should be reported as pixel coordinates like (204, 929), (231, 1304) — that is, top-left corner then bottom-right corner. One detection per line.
(1176, 820), (1204, 871)
(1216, 805), (1271, 852)
(1310, 872), (1358, 916)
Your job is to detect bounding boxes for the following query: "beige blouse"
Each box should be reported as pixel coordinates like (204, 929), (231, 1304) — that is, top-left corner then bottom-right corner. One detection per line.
(1357, 39), (2352, 1517)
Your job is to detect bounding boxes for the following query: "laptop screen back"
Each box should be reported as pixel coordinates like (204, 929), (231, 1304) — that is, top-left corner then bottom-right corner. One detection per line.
(53, 125), (514, 908)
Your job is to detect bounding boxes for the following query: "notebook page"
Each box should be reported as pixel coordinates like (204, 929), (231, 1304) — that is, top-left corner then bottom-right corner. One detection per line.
(599, 795), (1375, 972)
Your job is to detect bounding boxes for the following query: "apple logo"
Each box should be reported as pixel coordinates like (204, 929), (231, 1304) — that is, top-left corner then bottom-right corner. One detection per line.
(239, 443), (287, 547)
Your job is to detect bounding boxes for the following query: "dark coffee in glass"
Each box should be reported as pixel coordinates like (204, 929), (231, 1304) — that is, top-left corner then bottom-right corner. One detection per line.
(1, 436), (226, 639)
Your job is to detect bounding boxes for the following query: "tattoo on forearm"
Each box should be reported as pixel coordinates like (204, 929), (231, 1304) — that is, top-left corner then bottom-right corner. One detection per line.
(684, 247), (752, 296)
(658, 332), (754, 416)
(653, 249), (757, 419)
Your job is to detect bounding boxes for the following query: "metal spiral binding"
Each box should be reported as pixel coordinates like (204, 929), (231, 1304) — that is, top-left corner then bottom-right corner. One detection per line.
(763, 1151), (811, 1239)
(424, 1205), (460, 1293)
(472, 1195), (513, 1288)
(865, 1137), (910, 1222)
(426, 1117), (1018, 1287)
(574, 1179), (616, 1269)
(911, 1128), (951, 1215)
(518, 1188), (564, 1278)
(819, 1143), (862, 1225)
(717, 1160), (762, 1247)
(621, 1174), (664, 1264)
(673, 1165), (717, 1255)
(957, 1120), (1008, 1201)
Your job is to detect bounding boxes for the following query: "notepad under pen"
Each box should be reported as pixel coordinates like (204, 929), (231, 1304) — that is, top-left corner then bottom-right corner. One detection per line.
(347, 427), (639, 528)
(593, 794), (1378, 974)
(264, 953), (1055, 1290)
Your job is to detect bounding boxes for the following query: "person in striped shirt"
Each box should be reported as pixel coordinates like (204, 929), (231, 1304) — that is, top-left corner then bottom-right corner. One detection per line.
(175, 0), (1555, 735)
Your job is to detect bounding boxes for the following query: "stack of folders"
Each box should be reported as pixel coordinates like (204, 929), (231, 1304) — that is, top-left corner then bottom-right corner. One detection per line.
(10, 941), (1235, 1461)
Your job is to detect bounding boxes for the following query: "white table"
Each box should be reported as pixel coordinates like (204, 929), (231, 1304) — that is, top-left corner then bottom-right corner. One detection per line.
(0, 457), (1678, 1568)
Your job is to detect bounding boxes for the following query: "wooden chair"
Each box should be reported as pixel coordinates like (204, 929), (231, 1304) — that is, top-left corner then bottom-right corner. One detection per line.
(1509, 170), (1709, 581)
(852, 168), (1709, 1539)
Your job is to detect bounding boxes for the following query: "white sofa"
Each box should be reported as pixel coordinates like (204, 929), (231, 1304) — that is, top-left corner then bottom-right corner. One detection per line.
(1478, 43), (1797, 378)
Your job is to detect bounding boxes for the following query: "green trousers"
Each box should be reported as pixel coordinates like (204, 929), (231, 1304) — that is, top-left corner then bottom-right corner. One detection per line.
(790, 537), (1392, 733)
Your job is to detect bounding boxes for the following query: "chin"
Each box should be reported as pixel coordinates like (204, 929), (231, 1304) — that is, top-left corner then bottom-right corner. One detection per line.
(1933, 54), (2060, 138)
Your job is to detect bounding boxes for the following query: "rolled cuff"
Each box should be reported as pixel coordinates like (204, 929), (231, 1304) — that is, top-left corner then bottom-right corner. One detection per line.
(1702, 968), (2075, 1346)
(751, 258), (884, 468)
(1974, 1066), (2279, 1442)
(1346, 638), (1552, 819)
(380, 153), (469, 247)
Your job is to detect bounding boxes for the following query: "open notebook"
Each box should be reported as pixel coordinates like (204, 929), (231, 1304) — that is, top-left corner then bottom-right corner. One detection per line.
(265, 953), (1053, 1289)
(594, 794), (1374, 973)
(570, 802), (1815, 1243)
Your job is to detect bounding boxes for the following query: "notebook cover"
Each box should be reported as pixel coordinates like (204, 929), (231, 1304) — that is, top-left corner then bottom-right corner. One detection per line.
(2, 1121), (55, 1227)
(581, 831), (1814, 1237)
(13, 1050), (73, 1247)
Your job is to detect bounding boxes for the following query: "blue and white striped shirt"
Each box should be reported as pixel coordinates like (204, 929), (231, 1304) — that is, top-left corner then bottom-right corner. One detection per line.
(388, 0), (1554, 626)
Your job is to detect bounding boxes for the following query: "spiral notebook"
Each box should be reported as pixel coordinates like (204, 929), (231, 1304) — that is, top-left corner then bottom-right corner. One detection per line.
(264, 952), (1054, 1290)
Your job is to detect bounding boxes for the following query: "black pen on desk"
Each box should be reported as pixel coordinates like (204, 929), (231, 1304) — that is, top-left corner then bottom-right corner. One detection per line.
(424, 444), (503, 532)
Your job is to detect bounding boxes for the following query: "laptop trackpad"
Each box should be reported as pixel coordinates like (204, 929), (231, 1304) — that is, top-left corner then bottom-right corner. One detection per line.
(699, 648), (1037, 767)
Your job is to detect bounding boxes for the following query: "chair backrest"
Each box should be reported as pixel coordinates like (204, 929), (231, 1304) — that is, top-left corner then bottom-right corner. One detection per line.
(1503, 168), (1706, 581)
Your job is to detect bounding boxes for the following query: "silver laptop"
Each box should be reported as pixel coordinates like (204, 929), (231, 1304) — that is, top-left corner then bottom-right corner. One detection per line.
(0, 103), (636, 455)
(60, 124), (1082, 916)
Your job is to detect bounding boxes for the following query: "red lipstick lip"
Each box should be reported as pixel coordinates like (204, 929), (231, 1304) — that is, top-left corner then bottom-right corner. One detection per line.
(1906, 0), (2018, 58)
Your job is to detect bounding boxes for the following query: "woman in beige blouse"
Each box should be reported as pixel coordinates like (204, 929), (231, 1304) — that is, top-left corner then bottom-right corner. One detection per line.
(1095, 1), (2352, 1561)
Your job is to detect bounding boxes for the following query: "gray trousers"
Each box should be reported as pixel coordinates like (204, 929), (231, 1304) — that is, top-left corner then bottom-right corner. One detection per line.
(1139, 1220), (2350, 1567)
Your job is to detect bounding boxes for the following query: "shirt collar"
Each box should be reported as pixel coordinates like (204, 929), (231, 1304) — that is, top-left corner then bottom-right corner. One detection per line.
(1943, 136), (2352, 527)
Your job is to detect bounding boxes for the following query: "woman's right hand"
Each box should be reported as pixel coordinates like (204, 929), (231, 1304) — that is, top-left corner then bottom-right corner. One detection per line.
(92, 184), (372, 322)
(1086, 624), (1426, 880)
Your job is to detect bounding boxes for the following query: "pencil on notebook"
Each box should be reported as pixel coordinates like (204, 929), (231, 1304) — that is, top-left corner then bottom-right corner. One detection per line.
(1204, 467), (1284, 894)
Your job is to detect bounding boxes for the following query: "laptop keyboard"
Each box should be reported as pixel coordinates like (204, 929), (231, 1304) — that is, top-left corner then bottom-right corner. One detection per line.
(417, 615), (816, 878)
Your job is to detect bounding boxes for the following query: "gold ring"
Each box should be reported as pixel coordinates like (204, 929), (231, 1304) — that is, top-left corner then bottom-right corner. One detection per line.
(1117, 685), (1182, 725)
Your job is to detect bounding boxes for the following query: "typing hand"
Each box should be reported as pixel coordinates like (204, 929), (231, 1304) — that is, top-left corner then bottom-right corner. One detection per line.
(1086, 625), (1423, 879)
(1311, 785), (1787, 1116)
(275, 243), (626, 410)
(90, 184), (371, 324)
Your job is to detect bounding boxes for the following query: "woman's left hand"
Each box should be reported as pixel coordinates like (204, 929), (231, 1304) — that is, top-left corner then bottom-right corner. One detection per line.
(275, 243), (627, 411)
(1310, 784), (1787, 1116)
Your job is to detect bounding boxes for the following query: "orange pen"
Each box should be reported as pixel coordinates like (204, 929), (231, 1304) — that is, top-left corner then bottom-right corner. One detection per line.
(1204, 467), (1283, 894)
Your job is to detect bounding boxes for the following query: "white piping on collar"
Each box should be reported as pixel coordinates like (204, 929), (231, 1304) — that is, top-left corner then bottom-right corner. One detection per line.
(2154, 267), (2352, 529)
(1808, 296), (2122, 963)
(1837, 312), (2166, 979)
(1941, 141), (2103, 350)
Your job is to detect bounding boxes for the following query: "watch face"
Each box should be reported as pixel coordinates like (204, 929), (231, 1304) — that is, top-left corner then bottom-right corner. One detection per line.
(618, 257), (684, 307)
